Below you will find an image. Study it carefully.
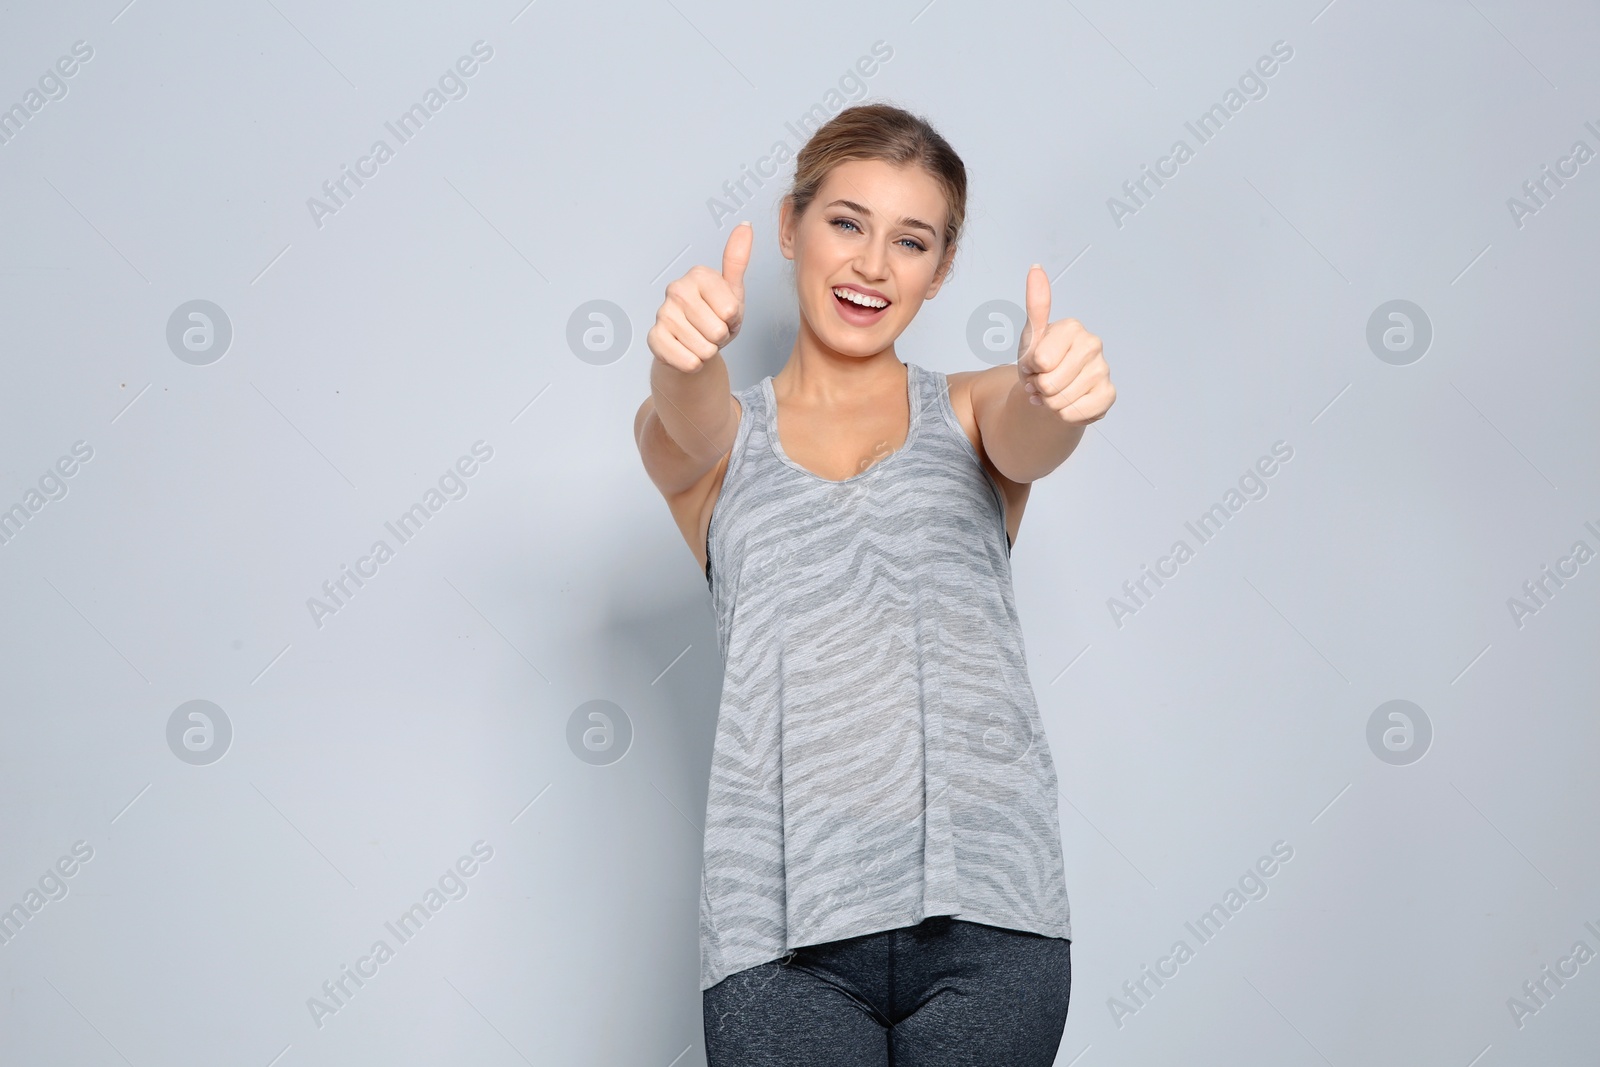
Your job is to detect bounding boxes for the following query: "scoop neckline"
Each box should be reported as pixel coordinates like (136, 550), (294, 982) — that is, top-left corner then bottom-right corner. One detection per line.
(764, 361), (921, 485)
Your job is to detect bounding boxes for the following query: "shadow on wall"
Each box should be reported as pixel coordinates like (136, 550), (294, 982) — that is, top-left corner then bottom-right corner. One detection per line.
(595, 584), (725, 811)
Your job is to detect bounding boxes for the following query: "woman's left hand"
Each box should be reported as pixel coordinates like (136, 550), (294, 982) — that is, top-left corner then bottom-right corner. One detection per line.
(1016, 264), (1115, 426)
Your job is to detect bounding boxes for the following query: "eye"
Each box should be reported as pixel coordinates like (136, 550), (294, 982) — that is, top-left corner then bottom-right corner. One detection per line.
(830, 217), (926, 252)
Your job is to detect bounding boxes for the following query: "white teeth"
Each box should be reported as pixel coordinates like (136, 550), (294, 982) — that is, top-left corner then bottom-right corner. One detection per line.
(832, 287), (888, 309)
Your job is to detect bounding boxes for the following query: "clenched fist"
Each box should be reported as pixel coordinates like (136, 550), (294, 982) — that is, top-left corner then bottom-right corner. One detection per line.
(1016, 264), (1115, 425)
(647, 222), (753, 373)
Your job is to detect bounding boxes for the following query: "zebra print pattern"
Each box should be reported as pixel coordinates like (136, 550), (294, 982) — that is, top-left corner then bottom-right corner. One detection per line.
(699, 360), (1071, 992)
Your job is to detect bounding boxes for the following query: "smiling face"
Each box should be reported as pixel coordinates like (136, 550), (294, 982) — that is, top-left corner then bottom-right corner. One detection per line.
(779, 156), (955, 358)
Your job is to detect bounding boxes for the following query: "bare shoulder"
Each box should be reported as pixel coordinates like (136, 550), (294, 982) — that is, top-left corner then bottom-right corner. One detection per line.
(943, 366), (1023, 473)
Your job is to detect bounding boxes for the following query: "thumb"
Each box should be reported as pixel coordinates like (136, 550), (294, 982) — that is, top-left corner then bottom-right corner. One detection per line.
(722, 221), (753, 301)
(1020, 263), (1050, 365)
(1024, 263), (1051, 335)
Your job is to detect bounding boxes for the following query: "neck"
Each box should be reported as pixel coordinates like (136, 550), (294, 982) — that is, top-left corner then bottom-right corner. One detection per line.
(774, 316), (903, 405)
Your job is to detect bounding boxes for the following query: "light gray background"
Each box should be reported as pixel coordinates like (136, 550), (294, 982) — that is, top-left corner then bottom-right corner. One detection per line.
(2, 0), (1597, 1064)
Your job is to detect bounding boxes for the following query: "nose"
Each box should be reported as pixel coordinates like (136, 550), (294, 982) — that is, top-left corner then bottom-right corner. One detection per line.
(855, 235), (890, 280)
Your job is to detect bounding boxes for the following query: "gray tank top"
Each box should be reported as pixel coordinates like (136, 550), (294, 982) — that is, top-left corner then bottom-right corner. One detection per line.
(699, 359), (1071, 992)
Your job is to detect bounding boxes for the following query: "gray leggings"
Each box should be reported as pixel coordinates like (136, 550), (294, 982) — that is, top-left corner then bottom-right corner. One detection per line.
(702, 916), (1071, 1066)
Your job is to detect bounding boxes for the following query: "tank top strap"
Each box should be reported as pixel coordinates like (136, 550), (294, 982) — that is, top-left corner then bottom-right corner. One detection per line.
(723, 378), (769, 488)
(706, 378), (769, 587)
(915, 361), (1014, 554)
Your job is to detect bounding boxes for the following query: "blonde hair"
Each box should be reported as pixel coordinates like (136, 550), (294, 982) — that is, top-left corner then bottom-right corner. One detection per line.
(784, 103), (968, 277)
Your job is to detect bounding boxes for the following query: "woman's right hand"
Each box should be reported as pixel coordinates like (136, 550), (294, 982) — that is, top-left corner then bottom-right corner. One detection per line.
(647, 221), (752, 373)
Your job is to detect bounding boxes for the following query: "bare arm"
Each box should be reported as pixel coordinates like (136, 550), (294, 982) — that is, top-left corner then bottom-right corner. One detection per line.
(635, 355), (740, 496)
(968, 364), (1086, 483)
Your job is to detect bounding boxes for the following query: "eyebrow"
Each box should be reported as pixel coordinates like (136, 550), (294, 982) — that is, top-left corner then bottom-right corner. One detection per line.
(825, 199), (939, 238)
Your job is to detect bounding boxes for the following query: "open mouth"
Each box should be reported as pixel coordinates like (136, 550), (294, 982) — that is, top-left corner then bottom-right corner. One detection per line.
(831, 286), (891, 322)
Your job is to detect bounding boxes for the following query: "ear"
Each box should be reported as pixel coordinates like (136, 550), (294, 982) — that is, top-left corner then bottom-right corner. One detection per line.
(778, 197), (797, 262)
(924, 240), (956, 299)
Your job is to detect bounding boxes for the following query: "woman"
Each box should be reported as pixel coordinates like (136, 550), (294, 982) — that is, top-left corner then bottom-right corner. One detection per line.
(634, 103), (1114, 1065)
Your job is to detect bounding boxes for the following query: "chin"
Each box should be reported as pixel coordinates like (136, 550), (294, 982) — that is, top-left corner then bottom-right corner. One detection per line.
(818, 327), (890, 357)
(809, 308), (898, 354)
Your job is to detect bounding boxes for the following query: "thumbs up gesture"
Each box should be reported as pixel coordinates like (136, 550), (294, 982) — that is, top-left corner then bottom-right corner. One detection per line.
(647, 221), (753, 374)
(1016, 264), (1114, 425)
